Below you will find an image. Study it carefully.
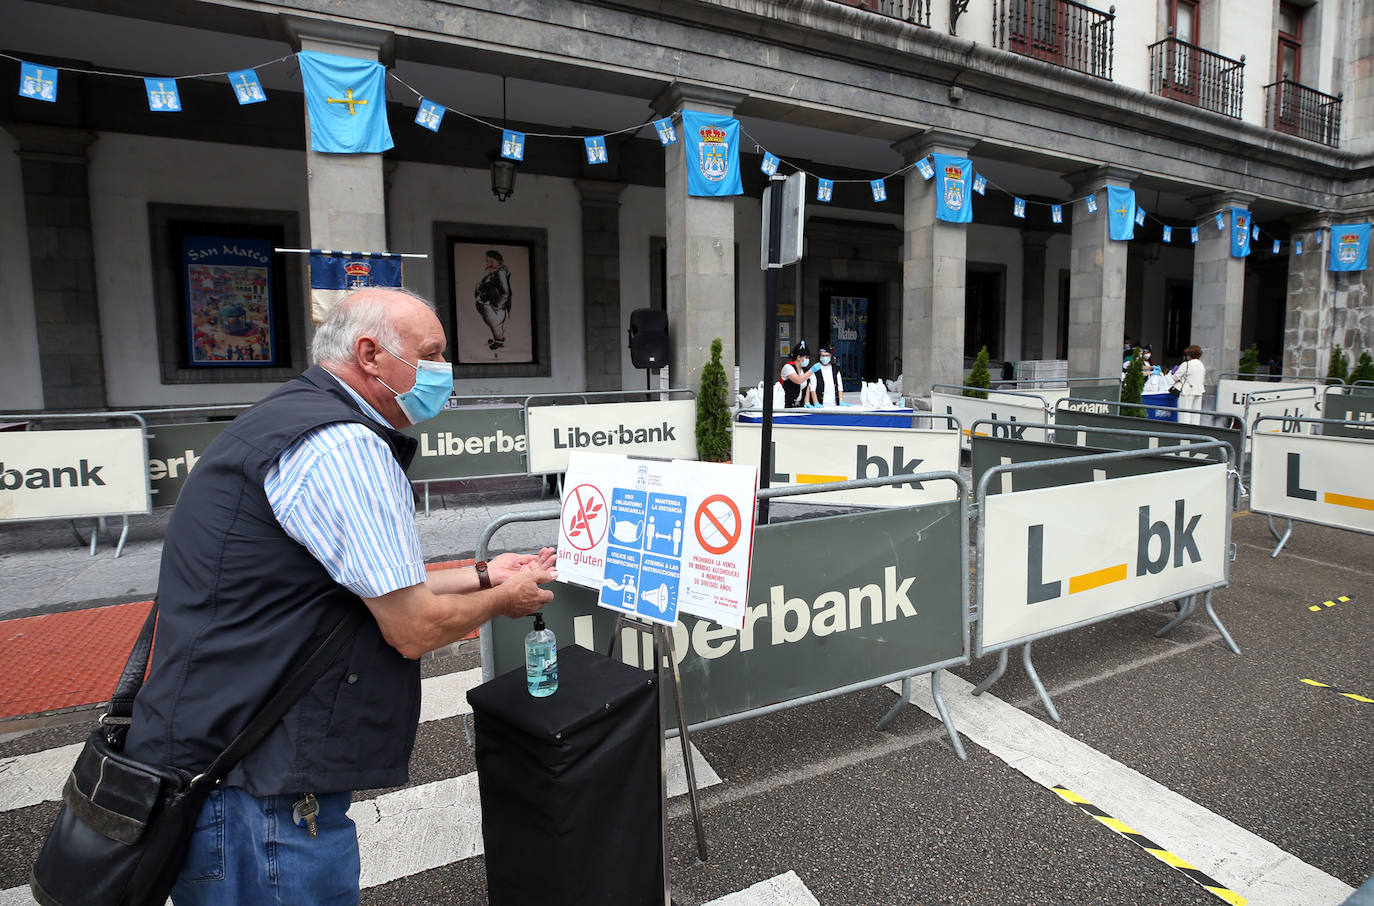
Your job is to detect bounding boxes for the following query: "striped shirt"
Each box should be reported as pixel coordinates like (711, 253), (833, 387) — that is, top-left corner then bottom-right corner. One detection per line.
(263, 372), (426, 599)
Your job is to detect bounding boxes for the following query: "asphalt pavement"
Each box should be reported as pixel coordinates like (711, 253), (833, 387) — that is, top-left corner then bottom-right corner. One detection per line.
(0, 478), (1371, 905)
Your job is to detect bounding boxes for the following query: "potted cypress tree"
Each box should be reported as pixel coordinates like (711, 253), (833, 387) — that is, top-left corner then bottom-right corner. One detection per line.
(1326, 345), (1350, 385)
(963, 346), (991, 399)
(696, 337), (732, 462)
(1121, 350), (1146, 418)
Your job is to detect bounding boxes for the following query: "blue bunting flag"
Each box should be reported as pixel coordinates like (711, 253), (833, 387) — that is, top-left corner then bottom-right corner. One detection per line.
(228, 69), (266, 105)
(19, 62), (57, 102)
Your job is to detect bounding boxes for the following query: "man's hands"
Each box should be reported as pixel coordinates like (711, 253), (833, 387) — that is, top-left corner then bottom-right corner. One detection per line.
(488, 548), (556, 584)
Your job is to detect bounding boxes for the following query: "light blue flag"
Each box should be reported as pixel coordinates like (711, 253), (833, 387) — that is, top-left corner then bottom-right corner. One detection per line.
(933, 154), (973, 223)
(871, 179), (888, 203)
(1163, 226), (1173, 243)
(973, 174), (987, 196)
(414, 99), (444, 133)
(1230, 208), (1251, 258)
(1085, 194), (1098, 214)
(1106, 186), (1135, 240)
(584, 136), (608, 165)
(1013, 198), (1026, 219)
(501, 130), (525, 161)
(916, 157), (935, 180)
(760, 152), (779, 176)
(1329, 223), (1371, 271)
(144, 78), (181, 112)
(681, 110), (742, 197)
(817, 179), (834, 203)
(1135, 207), (1146, 226)
(654, 118), (677, 145)
(297, 51), (392, 153)
(1252, 224), (1260, 241)
(19, 62), (57, 102)
(1215, 212), (1225, 230)
(1296, 240), (1303, 255)
(1273, 239), (1281, 254)
(228, 69), (266, 105)
(1051, 205), (1063, 224)
(1316, 230), (1324, 246)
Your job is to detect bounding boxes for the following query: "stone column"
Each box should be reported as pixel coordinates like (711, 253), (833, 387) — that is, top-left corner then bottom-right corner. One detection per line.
(1190, 192), (1254, 384)
(576, 180), (627, 392)
(284, 19), (392, 324)
(1284, 213), (1374, 379)
(1346, 4), (1374, 157)
(8, 124), (106, 410)
(1066, 166), (1137, 379)
(1019, 230), (1051, 361)
(652, 84), (744, 392)
(894, 131), (976, 397)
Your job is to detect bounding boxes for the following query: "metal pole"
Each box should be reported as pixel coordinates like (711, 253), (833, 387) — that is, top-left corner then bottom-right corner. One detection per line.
(757, 174), (785, 525)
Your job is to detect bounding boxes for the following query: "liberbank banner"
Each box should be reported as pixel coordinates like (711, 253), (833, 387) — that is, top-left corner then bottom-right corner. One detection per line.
(404, 405), (526, 481)
(525, 399), (697, 473)
(0, 428), (149, 521)
(732, 422), (959, 506)
(488, 499), (966, 727)
(979, 462), (1228, 651)
(1250, 430), (1374, 536)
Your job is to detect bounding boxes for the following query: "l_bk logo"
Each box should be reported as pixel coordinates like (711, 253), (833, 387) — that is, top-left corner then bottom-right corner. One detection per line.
(1026, 498), (1203, 605)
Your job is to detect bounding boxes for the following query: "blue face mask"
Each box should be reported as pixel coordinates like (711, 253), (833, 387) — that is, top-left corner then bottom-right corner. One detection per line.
(377, 344), (453, 425)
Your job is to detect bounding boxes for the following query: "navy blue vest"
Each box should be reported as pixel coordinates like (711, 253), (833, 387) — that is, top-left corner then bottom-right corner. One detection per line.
(125, 366), (422, 796)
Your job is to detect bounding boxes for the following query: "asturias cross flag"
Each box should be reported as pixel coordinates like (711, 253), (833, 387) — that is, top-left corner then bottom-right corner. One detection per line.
(933, 154), (974, 224)
(1329, 223), (1371, 272)
(309, 251), (403, 324)
(297, 51), (393, 154)
(1107, 186), (1136, 241)
(681, 109), (742, 197)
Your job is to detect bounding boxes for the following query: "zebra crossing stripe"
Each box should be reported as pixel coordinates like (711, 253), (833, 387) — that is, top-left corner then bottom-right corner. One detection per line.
(702, 870), (820, 906)
(1051, 785), (1247, 905)
(1300, 679), (1373, 704)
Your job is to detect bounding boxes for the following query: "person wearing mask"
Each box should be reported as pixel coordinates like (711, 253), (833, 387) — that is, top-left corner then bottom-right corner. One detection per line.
(779, 341), (811, 408)
(1175, 344), (1207, 425)
(122, 287), (558, 904)
(807, 345), (845, 408)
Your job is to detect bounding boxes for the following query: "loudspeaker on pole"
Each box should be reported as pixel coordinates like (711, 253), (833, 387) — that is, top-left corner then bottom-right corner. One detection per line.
(628, 308), (670, 369)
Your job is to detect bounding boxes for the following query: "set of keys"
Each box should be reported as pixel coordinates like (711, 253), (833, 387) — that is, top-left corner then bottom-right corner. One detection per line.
(291, 793), (319, 838)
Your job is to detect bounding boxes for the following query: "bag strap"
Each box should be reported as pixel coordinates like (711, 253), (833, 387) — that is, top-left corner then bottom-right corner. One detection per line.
(107, 602), (160, 720)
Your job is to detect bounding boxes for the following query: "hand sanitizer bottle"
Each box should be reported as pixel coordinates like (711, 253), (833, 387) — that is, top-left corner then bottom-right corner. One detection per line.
(524, 613), (558, 697)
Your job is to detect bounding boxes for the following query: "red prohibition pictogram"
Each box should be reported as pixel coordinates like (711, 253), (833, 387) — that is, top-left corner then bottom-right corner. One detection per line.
(695, 494), (742, 555)
(562, 484), (607, 551)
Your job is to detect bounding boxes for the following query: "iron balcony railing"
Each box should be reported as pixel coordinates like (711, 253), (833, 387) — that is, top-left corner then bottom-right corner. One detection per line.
(993, 0), (1115, 80)
(1263, 79), (1342, 147)
(826, 0), (931, 27)
(1149, 35), (1244, 119)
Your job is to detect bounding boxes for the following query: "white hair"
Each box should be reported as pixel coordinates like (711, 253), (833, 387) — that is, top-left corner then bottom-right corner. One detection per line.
(311, 287), (435, 366)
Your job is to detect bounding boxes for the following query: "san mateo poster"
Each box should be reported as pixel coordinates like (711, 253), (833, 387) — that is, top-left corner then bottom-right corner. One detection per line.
(183, 236), (278, 366)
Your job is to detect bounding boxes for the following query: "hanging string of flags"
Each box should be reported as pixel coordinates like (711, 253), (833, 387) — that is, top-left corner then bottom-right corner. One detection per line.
(9, 47), (1370, 272)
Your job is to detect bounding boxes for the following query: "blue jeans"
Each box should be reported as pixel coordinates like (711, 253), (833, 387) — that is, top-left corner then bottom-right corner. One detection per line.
(171, 787), (360, 906)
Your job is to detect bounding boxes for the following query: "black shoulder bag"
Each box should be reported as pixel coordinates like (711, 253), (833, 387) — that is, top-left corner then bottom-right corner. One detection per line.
(30, 596), (365, 906)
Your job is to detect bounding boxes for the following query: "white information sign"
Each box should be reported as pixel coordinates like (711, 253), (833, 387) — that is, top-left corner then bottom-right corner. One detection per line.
(0, 428), (149, 522)
(1250, 431), (1374, 535)
(980, 463), (1228, 650)
(525, 399), (697, 473)
(931, 391), (1048, 450)
(556, 452), (759, 629)
(732, 422), (959, 506)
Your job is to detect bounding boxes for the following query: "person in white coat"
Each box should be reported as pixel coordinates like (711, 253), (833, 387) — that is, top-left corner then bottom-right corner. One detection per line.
(808, 345), (845, 408)
(1175, 344), (1206, 425)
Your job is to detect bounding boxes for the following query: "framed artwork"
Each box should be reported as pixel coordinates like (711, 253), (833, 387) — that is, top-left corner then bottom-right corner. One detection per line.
(148, 204), (303, 385)
(433, 223), (550, 378)
(182, 235), (279, 366)
(452, 240), (534, 364)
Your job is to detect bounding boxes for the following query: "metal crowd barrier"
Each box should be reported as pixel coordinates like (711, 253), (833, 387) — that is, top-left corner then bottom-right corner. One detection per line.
(971, 441), (1237, 721)
(1248, 415), (1374, 557)
(476, 471), (973, 760)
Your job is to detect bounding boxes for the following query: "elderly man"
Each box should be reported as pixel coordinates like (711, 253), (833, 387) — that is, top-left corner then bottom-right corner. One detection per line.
(123, 287), (556, 905)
